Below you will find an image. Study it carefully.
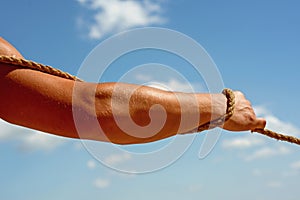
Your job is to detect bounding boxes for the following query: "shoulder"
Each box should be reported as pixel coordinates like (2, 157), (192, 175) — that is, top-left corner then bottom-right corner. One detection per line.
(0, 37), (23, 58)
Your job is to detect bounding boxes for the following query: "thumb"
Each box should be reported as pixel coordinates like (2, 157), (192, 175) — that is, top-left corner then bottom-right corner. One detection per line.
(253, 118), (266, 130)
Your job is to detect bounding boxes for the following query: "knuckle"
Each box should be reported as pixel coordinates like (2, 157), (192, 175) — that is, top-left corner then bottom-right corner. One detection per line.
(246, 113), (256, 124)
(234, 91), (244, 97)
(245, 100), (252, 106)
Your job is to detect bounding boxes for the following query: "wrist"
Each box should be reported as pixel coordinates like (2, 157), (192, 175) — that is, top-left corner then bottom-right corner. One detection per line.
(196, 93), (226, 125)
(198, 89), (235, 132)
(210, 93), (227, 121)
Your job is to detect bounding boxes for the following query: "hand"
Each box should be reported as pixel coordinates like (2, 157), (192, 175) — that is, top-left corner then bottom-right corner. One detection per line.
(222, 91), (266, 131)
(0, 37), (23, 58)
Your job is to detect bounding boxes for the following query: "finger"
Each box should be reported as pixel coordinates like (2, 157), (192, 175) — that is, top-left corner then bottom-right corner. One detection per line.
(253, 118), (266, 130)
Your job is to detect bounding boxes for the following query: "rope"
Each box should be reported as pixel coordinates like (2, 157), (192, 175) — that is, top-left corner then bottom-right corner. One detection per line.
(1, 55), (300, 146)
(0, 56), (82, 81)
(252, 128), (300, 145)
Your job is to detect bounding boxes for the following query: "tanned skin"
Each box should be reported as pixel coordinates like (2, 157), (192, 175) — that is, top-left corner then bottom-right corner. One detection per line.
(0, 37), (266, 144)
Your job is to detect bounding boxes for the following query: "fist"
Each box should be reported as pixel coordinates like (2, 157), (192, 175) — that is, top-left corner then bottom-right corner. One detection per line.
(222, 91), (266, 131)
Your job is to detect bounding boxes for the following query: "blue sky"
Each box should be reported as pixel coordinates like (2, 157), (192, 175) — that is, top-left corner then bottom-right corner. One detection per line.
(1, 0), (300, 199)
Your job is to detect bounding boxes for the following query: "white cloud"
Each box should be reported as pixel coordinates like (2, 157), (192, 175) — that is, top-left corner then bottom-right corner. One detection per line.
(19, 132), (64, 152)
(266, 181), (282, 188)
(280, 161), (300, 177)
(147, 79), (205, 93)
(187, 184), (202, 192)
(252, 169), (263, 176)
(290, 160), (300, 170)
(87, 159), (97, 169)
(222, 135), (265, 149)
(0, 119), (28, 140)
(93, 178), (110, 189)
(245, 146), (291, 161)
(104, 153), (132, 165)
(0, 119), (64, 152)
(109, 169), (137, 179)
(73, 141), (84, 150)
(77, 0), (166, 39)
(220, 106), (298, 161)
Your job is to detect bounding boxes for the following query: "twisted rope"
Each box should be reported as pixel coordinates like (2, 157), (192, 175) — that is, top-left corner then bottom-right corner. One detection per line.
(253, 128), (300, 145)
(0, 56), (82, 81)
(1, 55), (300, 146)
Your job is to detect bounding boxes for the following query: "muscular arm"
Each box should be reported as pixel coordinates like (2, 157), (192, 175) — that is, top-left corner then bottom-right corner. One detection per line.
(0, 37), (266, 145)
(0, 64), (226, 144)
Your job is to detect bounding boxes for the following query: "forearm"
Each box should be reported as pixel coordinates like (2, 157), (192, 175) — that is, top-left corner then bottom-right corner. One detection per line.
(86, 82), (227, 144)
